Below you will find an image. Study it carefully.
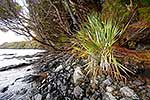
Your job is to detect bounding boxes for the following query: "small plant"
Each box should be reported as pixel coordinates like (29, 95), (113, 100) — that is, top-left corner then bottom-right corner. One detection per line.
(73, 13), (134, 82)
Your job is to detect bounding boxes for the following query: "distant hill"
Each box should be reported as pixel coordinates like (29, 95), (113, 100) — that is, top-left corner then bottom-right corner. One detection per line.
(0, 41), (41, 49)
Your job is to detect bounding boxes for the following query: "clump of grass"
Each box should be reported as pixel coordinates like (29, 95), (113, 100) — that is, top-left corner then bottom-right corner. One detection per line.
(73, 13), (134, 82)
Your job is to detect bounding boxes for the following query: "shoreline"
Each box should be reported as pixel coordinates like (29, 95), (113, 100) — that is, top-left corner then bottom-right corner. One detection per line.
(0, 51), (150, 99)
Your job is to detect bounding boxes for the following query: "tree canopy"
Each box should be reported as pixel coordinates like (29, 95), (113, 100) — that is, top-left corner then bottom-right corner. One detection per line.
(0, 0), (149, 50)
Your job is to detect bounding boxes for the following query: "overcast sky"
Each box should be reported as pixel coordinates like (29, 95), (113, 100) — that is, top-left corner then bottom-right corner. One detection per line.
(0, 0), (30, 45)
(0, 30), (26, 45)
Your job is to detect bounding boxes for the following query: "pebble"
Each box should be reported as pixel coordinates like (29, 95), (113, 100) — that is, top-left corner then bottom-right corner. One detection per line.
(120, 86), (139, 99)
(73, 67), (84, 83)
(120, 97), (132, 100)
(73, 86), (84, 99)
(46, 93), (51, 100)
(83, 97), (89, 100)
(34, 94), (42, 100)
(102, 78), (112, 86)
(55, 65), (63, 72)
(103, 92), (116, 100)
(106, 86), (114, 92)
(146, 90), (150, 97)
(65, 66), (71, 70)
(133, 80), (144, 86)
(65, 97), (72, 100)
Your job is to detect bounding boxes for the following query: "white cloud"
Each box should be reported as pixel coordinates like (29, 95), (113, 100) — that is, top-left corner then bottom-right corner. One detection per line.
(0, 30), (27, 45)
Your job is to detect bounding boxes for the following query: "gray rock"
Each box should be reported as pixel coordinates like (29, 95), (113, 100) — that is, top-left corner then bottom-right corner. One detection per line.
(133, 80), (144, 86)
(97, 98), (102, 100)
(46, 93), (51, 100)
(120, 86), (134, 97)
(138, 86), (145, 90)
(73, 67), (84, 83)
(0, 86), (9, 93)
(90, 91), (101, 99)
(120, 86), (139, 99)
(57, 80), (63, 86)
(0, 93), (14, 100)
(102, 78), (112, 86)
(120, 97), (132, 100)
(106, 86), (114, 92)
(55, 65), (63, 72)
(83, 97), (89, 100)
(16, 88), (27, 95)
(146, 90), (150, 97)
(48, 84), (51, 92)
(73, 86), (84, 99)
(103, 92), (116, 100)
(119, 81), (125, 86)
(65, 66), (71, 70)
(97, 75), (106, 83)
(34, 94), (42, 100)
(64, 97), (72, 100)
(67, 89), (72, 94)
(61, 85), (67, 95)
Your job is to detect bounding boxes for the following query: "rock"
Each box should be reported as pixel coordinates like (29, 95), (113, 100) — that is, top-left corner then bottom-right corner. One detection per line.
(47, 84), (51, 92)
(133, 80), (144, 86)
(138, 86), (145, 90)
(73, 67), (84, 83)
(119, 97), (132, 100)
(102, 78), (112, 86)
(27, 69), (31, 71)
(120, 86), (139, 99)
(41, 65), (49, 72)
(55, 65), (63, 72)
(103, 92), (116, 100)
(57, 80), (63, 86)
(120, 87), (134, 97)
(146, 90), (150, 97)
(64, 97), (72, 100)
(118, 81), (125, 87)
(23, 75), (37, 83)
(0, 86), (9, 93)
(97, 75), (106, 83)
(60, 85), (67, 95)
(46, 93), (51, 100)
(34, 94), (42, 100)
(83, 97), (89, 100)
(106, 86), (114, 92)
(65, 66), (71, 70)
(16, 88), (27, 95)
(0, 93), (14, 100)
(90, 91), (102, 99)
(97, 98), (102, 100)
(67, 89), (72, 94)
(73, 86), (84, 99)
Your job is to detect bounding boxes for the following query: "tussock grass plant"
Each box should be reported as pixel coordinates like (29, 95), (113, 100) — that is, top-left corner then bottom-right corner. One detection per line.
(73, 13), (134, 82)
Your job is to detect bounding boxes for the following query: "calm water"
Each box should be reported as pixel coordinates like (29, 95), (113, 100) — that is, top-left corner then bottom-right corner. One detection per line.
(0, 49), (44, 96)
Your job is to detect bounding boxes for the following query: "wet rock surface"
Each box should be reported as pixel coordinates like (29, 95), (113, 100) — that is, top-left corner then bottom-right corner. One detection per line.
(0, 62), (32, 71)
(0, 51), (150, 99)
(0, 49), (45, 100)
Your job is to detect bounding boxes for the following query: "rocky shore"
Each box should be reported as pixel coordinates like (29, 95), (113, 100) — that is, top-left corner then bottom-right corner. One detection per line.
(31, 52), (149, 100)
(0, 52), (150, 100)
